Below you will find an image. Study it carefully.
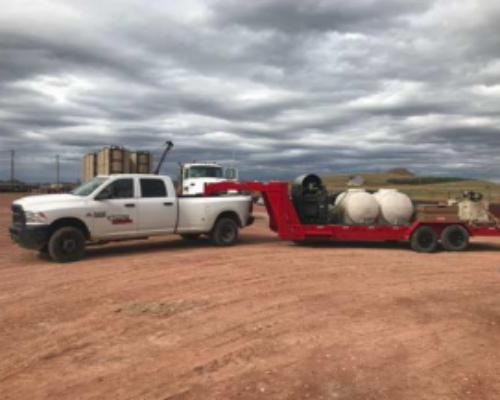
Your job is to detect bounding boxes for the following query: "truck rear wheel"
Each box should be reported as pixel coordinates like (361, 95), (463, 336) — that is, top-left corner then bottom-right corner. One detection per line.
(210, 218), (239, 246)
(411, 226), (438, 253)
(48, 227), (86, 263)
(441, 225), (469, 251)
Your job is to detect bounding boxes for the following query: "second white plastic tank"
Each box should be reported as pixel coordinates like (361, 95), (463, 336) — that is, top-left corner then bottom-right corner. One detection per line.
(374, 189), (414, 225)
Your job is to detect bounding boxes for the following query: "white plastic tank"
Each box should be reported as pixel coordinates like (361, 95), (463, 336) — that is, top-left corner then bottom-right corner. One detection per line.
(374, 189), (414, 225)
(334, 189), (380, 225)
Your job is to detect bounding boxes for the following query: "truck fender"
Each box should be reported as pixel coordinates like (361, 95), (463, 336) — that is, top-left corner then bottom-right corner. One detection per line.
(212, 211), (242, 228)
(49, 218), (91, 240)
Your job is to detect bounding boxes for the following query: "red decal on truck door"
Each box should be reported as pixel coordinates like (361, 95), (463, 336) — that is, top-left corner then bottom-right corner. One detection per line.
(107, 215), (133, 225)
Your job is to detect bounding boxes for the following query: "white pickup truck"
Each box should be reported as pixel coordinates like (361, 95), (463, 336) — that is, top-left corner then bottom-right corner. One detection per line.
(9, 174), (254, 263)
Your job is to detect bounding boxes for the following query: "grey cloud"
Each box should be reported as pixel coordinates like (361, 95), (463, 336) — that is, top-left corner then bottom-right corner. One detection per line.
(210, 0), (433, 34)
(1, 0), (500, 183)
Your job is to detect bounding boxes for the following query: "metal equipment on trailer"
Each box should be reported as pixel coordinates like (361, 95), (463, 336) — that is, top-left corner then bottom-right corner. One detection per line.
(205, 178), (500, 253)
(154, 141), (174, 175)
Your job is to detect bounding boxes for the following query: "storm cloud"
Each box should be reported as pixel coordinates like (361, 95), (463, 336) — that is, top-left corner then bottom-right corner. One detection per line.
(1, 0), (500, 182)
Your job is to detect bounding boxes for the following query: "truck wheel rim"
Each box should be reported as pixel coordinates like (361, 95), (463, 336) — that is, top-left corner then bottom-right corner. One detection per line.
(221, 223), (235, 242)
(61, 237), (77, 253)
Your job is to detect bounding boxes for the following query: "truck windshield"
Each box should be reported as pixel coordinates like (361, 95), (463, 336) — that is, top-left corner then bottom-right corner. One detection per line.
(71, 177), (109, 196)
(188, 166), (223, 179)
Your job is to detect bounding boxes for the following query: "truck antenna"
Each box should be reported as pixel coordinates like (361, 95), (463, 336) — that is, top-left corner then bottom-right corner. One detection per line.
(154, 141), (174, 175)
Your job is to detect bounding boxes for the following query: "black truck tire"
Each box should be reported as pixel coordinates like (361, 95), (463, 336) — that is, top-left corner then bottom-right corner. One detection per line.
(210, 218), (239, 246)
(48, 226), (86, 263)
(411, 226), (438, 253)
(441, 225), (469, 252)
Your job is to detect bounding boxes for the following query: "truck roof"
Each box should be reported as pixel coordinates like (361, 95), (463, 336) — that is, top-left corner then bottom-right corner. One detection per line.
(96, 174), (170, 178)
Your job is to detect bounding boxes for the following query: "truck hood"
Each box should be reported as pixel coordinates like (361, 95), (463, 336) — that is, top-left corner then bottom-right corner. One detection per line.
(14, 194), (84, 211)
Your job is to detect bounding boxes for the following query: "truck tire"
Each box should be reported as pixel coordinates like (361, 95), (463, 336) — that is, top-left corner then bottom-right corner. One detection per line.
(210, 218), (239, 246)
(180, 234), (201, 241)
(441, 225), (469, 252)
(411, 226), (438, 253)
(48, 227), (86, 263)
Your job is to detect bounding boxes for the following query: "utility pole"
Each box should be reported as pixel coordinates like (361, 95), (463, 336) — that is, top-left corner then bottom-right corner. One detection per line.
(10, 150), (15, 183)
(56, 155), (60, 187)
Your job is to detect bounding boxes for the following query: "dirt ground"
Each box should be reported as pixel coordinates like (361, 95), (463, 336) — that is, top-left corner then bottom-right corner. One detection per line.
(1, 194), (500, 400)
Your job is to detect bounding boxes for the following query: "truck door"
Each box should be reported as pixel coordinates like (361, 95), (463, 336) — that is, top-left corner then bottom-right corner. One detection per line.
(137, 177), (177, 234)
(92, 178), (138, 237)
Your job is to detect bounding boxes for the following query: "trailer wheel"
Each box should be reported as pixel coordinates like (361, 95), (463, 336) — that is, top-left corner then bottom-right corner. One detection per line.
(48, 226), (86, 263)
(441, 225), (469, 252)
(180, 234), (201, 241)
(210, 218), (239, 246)
(411, 226), (438, 253)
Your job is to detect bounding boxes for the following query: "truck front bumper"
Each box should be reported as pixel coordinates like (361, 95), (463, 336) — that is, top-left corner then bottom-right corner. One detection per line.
(9, 224), (50, 251)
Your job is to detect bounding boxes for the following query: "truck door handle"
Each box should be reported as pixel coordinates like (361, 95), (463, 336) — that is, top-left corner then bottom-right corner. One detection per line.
(164, 202), (173, 206)
(125, 204), (135, 208)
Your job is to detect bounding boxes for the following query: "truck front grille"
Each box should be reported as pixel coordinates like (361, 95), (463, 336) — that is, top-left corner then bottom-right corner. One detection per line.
(11, 205), (25, 227)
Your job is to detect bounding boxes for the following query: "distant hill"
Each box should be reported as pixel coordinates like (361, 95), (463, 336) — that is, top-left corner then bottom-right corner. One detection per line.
(385, 168), (416, 177)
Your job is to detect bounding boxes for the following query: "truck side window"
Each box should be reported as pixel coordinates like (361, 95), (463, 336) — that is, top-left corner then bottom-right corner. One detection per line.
(140, 179), (167, 198)
(104, 179), (134, 199)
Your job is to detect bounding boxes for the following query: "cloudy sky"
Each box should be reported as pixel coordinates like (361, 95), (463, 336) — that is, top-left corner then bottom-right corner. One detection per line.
(1, 0), (500, 182)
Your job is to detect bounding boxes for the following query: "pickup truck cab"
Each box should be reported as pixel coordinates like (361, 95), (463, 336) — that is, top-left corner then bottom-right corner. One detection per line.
(9, 174), (254, 263)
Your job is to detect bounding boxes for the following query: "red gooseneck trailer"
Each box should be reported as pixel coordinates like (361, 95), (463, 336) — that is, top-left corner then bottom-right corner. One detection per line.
(205, 180), (500, 253)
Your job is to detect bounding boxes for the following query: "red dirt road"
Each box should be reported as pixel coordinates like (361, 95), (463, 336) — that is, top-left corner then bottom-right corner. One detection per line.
(1, 194), (500, 399)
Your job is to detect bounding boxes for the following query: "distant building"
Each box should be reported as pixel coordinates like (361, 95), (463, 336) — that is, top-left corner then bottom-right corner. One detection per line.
(347, 175), (365, 187)
(81, 147), (153, 182)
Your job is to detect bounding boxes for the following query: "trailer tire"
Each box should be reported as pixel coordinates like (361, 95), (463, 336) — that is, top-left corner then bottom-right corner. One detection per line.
(441, 225), (469, 252)
(411, 226), (438, 253)
(210, 218), (239, 246)
(48, 226), (86, 263)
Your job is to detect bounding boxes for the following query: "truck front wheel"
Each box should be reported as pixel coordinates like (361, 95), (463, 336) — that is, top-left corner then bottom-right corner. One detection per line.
(48, 227), (86, 263)
(210, 218), (239, 246)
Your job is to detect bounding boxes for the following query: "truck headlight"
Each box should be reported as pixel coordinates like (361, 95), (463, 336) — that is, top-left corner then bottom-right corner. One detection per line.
(25, 211), (48, 224)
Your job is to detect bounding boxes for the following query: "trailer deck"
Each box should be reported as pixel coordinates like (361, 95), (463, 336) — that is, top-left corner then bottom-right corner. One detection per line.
(205, 180), (500, 251)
